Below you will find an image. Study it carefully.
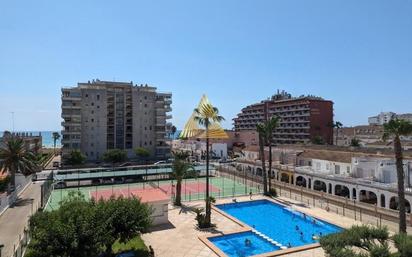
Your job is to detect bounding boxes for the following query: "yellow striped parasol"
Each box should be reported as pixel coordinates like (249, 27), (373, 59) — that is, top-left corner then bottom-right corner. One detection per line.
(179, 95), (228, 139)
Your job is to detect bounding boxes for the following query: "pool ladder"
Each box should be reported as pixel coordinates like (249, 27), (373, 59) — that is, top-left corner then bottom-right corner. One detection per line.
(251, 229), (288, 250)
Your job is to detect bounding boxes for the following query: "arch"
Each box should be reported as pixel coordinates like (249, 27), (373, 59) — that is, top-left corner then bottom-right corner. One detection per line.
(247, 166), (253, 174)
(313, 180), (327, 192)
(295, 176), (307, 187)
(389, 196), (411, 213)
(280, 172), (290, 183)
(359, 190), (377, 205)
(256, 167), (263, 176)
(380, 194), (386, 208)
(335, 184), (350, 198)
(352, 188), (357, 200)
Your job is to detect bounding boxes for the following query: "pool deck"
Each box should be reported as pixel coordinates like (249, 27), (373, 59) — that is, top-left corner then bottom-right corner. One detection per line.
(141, 194), (364, 257)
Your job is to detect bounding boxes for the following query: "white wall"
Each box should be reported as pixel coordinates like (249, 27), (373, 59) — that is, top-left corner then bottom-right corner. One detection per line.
(311, 159), (352, 176)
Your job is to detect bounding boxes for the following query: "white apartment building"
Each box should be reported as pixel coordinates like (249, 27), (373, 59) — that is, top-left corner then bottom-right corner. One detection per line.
(233, 146), (412, 213)
(61, 80), (172, 162)
(368, 111), (412, 125)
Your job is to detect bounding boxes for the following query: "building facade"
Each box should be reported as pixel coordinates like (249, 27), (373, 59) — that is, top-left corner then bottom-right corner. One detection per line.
(368, 112), (412, 125)
(233, 90), (334, 144)
(61, 80), (172, 161)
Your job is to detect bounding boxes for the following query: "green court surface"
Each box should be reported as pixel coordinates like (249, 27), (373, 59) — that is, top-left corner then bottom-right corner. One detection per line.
(45, 176), (262, 211)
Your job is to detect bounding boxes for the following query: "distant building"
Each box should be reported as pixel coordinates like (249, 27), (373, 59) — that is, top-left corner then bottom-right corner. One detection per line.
(0, 131), (42, 154)
(61, 80), (172, 162)
(368, 112), (412, 125)
(233, 90), (334, 144)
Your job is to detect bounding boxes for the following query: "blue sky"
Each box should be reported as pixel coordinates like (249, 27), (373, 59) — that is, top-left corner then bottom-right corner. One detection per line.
(0, 0), (411, 131)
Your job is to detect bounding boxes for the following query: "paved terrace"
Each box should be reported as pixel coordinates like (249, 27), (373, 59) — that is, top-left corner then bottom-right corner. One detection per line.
(142, 195), (363, 257)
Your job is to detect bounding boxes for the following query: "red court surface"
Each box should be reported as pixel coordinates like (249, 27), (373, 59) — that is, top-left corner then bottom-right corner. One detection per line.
(90, 188), (169, 203)
(158, 182), (220, 195)
(90, 182), (219, 202)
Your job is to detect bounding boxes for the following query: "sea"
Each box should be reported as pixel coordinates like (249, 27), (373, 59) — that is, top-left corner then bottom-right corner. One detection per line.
(0, 130), (181, 149)
(0, 131), (61, 148)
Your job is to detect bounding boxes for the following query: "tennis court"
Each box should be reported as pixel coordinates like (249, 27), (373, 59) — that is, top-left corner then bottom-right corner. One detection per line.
(45, 175), (262, 211)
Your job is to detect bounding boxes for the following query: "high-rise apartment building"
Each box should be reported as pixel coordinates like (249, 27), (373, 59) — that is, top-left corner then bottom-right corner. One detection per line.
(61, 79), (172, 161)
(233, 90), (333, 144)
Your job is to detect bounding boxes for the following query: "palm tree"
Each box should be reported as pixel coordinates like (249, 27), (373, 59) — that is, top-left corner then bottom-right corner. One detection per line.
(194, 104), (224, 226)
(171, 151), (196, 206)
(52, 132), (60, 153)
(382, 118), (412, 234)
(256, 124), (268, 195)
(333, 121), (343, 145)
(264, 116), (280, 192)
(0, 137), (38, 192)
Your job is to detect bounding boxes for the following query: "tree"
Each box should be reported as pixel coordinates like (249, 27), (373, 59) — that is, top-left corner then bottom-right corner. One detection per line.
(134, 147), (150, 164)
(66, 150), (86, 166)
(94, 196), (152, 255)
(28, 192), (101, 257)
(256, 123), (268, 195)
(171, 151), (196, 206)
(103, 149), (127, 165)
(194, 103), (224, 227)
(350, 138), (361, 147)
(0, 137), (38, 192)
(320, 225), (391, 257)
(333, 121), (343, 145)
(382, 118), (412, 234)
(52, 132), (60, 153)
(259, 116), (280, 193)
(27, 192), (153, 257)
(312, 135), (325, 145)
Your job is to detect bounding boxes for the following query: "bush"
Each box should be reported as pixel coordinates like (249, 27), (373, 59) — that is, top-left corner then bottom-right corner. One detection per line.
(27, 192), (153, 257)
(320, 225), (390, 257)
(393, 234), (412, 257)
(103, 149), (128, 164)
(194, 208), (215, 229)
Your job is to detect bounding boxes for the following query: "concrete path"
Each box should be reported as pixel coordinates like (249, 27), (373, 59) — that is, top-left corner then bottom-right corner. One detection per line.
(0, 181), (43, 257)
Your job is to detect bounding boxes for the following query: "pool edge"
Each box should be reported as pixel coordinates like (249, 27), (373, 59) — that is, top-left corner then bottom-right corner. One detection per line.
(202, 197), (339, 257)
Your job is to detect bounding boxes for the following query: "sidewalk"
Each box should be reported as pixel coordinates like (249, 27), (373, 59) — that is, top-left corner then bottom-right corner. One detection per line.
(0, 181), (43, 257)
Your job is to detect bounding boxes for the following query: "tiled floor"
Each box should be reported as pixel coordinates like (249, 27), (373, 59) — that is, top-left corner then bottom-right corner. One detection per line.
(141, 195), (375, 257)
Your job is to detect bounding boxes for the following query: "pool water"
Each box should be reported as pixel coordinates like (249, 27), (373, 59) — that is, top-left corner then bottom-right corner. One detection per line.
(216, 200), (342, 249)
(210, 231), (280, 257)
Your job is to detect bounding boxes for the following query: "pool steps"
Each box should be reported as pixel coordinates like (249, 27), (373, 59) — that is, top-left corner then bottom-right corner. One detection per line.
(251, 229), (287, 250)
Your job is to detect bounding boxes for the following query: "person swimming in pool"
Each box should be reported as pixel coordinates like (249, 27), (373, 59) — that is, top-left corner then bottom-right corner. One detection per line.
(312, 219), (317, 225)
(300, 231), (304, 240)
(295, 225), (299, 231)
(287, 242), (292, 248)
(312, 234), (320, 240)
(245, 238), (252, 246)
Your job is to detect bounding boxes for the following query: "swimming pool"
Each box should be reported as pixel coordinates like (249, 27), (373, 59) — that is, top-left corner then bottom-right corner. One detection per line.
(209, 231), (280, 257)
(215, 200), (342, 250)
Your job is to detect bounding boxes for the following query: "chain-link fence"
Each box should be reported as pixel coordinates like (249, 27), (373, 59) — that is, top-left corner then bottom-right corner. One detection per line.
(45, 164), (262, 211)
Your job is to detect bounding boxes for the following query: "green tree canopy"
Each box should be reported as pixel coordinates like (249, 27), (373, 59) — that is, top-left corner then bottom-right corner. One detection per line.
(27, 192), (153, 257)
(94, 196), (153, 254)
(66, 150), (86, 166)
(134, 147), (150, 161)
(103, 149), (127, 164)
(0, 137), (38, 191)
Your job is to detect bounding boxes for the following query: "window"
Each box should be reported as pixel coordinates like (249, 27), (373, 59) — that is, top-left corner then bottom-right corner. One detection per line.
(346, 166), (350, 173)
(85, 94), (88, 97)
(91, 119), (94, 122)
(97, 95), (100, 100)
(335, 165), (341, 174)
(91, 102), (94, 106)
